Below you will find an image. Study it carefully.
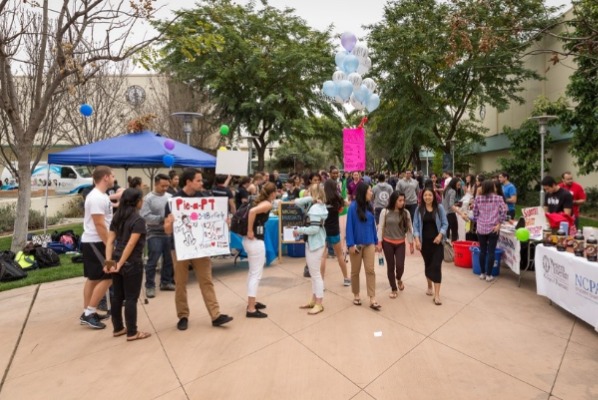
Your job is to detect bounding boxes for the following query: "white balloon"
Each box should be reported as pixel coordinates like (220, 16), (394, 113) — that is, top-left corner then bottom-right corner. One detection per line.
(334, 95), (344, 104)
(357, 57), (372, 76)
(332, 70), (346, 82)
(350, 94), (365, 110)
(347, 72), (362, 89)
(351, 44), (369, 60)
(362, 77), (377, 92)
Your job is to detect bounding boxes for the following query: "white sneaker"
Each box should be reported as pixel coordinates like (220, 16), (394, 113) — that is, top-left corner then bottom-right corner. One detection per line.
(486, 275), (495, 282)
(479, 274), (486, 280)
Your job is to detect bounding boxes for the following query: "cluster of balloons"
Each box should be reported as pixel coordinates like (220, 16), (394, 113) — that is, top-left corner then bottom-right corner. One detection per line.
(321, 32), (380, 113)
(79, 104), (93, 117)
(163, 138), (176, 168)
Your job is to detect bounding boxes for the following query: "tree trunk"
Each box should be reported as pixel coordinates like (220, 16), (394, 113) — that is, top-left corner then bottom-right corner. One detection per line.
(12, 152), (33, 253)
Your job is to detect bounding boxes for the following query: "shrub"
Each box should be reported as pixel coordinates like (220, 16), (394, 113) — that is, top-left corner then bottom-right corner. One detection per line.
(0, 204), (63, 233)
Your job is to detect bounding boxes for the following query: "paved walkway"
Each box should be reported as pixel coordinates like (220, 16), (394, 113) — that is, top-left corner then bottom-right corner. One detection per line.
(1, 252), (596, 400)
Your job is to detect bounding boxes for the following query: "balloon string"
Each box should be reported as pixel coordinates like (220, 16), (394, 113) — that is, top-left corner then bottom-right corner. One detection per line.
(358, 117), (368, 129)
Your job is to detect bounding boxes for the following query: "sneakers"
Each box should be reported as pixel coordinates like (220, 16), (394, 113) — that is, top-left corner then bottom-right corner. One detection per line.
(97, 297), (108, 312)
(246, 309), (268, 318)
(255, 302), (267, 310)
(177, 317), (188, 331)
(486, 275), (496, 282)
(212, 314), (233, 327)
(80, 313), (107, 329)
(303, 265), (311, 278)
(160, 283), (176, 291)
(479, 274), (487, 280)
(146, 287), (156, 298)
(343, 278), (351, 287)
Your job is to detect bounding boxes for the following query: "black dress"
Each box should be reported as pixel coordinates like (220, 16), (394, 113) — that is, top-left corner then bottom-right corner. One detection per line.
(421, 209), (443, 283)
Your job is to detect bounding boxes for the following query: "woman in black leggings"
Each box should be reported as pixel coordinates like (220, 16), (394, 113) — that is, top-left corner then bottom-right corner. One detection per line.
(442, 178), (461, 242)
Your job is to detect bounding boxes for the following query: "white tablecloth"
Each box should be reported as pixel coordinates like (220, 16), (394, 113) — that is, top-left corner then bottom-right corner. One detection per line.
(535, 245), (598, 331)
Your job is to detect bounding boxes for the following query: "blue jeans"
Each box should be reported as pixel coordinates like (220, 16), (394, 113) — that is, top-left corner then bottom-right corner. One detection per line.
(478, 232), (499, 276)
(145, 236), (174, 288)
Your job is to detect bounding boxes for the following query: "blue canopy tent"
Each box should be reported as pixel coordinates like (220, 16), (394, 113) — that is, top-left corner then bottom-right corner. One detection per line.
(48, 130), (216, 168)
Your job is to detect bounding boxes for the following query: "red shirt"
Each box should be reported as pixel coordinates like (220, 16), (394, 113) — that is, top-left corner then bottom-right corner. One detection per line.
(558, 181), (586, 218)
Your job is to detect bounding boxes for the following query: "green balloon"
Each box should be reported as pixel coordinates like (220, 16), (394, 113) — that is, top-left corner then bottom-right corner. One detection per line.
(515, 227), (530, 242)
(220, 124), (230, 135)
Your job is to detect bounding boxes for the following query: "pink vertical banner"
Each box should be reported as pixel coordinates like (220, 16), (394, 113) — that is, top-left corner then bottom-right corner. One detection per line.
(343, 127), (365, 171)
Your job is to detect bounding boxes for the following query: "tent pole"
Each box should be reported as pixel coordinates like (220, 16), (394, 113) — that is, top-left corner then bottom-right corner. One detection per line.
(43, 164), (50, 234)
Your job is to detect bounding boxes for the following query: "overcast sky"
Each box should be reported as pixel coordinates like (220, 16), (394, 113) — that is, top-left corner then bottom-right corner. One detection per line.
(148, 0), (573, 41)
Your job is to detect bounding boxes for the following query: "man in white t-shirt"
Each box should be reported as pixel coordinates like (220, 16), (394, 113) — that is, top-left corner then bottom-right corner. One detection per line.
(79, 166), (115, 329)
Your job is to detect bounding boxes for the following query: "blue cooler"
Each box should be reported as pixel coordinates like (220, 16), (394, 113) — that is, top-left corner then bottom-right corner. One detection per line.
(471, 247), (504, 276)
(287, 243), (305, 258)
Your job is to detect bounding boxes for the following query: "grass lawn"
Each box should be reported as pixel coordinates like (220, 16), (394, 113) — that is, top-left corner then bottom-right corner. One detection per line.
(0, 224), (84, 292)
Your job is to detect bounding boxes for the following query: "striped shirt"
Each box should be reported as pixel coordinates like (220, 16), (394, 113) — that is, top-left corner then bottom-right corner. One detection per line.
(473, 194), (507, 235)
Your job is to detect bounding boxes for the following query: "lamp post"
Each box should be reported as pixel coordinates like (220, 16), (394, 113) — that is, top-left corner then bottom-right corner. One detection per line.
(449, 139), (456, 175)
(529, 115), (557, 206)
(170, 112), (203, 146)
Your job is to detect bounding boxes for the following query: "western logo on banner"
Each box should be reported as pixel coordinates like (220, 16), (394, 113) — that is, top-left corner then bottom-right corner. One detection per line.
(169, 197), (230, 261)
(343, 127), (365, 171)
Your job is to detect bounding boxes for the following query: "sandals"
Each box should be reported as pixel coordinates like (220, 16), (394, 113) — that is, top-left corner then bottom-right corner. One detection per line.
(397, 280), (405, 291)
(126, 331), (151, 341)
(433, 298), (442, 306)
(426, 288), (433, 296)
(369, 303), (382, 311)
(353, 299), (362, 306)
(113, 328), (127, 337)
(389, 291), (398, 299)
(299, 301), (315, 309)
(307, 304), (324, 315)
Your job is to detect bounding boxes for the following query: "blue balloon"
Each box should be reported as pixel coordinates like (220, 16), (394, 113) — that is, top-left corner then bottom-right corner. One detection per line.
(322, 80), (337, 97)
(335, 51), (348, 69)
(162, 154), (175, 168)
(366, 94), (381, 113)
(79, 104), (93, 117)
(342, 54), (360, 74)
(354, 84), (371, 103)
(336, 80), (353, 102)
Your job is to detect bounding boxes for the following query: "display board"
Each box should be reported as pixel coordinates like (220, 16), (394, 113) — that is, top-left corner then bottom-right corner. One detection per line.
(278, 201), (305, 260)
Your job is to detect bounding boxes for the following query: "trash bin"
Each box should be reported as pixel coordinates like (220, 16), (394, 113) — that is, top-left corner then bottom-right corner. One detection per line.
(453, 240), (478, 268)
(471, 246), (504, 276)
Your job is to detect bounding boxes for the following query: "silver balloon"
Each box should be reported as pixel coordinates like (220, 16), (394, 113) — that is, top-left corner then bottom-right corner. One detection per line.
(357, 57), (372, 76)
(347, 72), (363, 89)
(332, 70), (347, 81)
(350, 94), (365, 110)
(362, 77), (377, 93)
(351, 44), (369, 60)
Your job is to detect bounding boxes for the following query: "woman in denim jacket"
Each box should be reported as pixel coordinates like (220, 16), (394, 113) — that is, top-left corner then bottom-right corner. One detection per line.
(413, 188), (449, 305)
(293, 184), (328, 315)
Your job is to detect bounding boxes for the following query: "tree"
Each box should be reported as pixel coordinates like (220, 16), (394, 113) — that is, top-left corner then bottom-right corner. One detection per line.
(366, 0), (558, 168)
(498, 96), (569, 203)
(0, 0), (159, 252)
(562, 0), (598, 174)
(151, 0), (336, 171)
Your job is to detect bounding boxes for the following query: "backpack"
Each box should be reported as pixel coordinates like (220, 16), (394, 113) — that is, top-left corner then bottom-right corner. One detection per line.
(51, 230), (80, 251)
(15, 250), (38, 270)
(230, 202), (252, 236)
(0, 257), (27, 282)
(34, 246), (61, 268)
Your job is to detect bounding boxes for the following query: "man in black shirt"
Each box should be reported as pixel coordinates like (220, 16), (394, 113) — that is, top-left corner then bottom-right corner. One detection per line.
(542, 175), (573, 215)
(211, 174), (236, 214)
(164, 168), (233, 330)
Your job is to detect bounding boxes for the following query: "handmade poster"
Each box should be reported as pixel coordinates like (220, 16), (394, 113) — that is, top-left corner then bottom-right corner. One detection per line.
(169, 196), (230, 260)
(522, 207), (548, 240)
(216, 149), (249, 176)
(343, 127), (365, 171)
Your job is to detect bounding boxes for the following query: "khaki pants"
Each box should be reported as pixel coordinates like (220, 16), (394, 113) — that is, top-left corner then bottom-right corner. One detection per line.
(349, 244), (376, 297)
(172, 251), (220, 320)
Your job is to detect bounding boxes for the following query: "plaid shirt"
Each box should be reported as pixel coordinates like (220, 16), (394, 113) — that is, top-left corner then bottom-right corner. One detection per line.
(473, 194), (507, 235)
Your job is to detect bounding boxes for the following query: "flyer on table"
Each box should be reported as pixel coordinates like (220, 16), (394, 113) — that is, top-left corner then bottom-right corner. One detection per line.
(169, 196), (230, 260)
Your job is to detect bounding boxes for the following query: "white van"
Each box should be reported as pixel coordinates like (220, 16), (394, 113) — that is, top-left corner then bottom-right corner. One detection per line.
(0, 164), (93, 195)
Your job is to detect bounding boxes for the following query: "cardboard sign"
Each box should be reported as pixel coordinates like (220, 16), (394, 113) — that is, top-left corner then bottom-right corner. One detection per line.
(343, 127), (365, 171)
(169, 197), (230, 261)
(522, 207), (547, 240)
(215, 149), (249, 176)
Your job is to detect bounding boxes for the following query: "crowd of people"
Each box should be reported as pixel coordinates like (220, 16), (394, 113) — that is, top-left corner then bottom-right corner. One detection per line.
(78, 165), (587, 338)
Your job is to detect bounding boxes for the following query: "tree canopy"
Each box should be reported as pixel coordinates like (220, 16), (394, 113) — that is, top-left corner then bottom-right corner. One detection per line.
(150, 0), (338, 170)
(365, 0), (559, 168)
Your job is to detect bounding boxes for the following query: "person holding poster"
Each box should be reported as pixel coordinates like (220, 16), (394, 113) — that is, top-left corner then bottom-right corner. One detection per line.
(294, 184), (329, 315)
(346, 183), (381, 310)
(164, 168), (233, 330)
(244, 182), (277, 319)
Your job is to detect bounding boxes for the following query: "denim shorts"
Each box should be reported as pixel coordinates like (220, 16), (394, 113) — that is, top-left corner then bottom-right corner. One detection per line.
(326, 234), (341, 245)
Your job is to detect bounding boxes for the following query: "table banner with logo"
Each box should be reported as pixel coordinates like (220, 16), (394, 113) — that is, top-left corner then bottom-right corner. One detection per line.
(535, 245), (598, 331)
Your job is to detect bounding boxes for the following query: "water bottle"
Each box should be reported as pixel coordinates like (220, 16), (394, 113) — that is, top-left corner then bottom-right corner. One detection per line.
(378, 253), (384, 266)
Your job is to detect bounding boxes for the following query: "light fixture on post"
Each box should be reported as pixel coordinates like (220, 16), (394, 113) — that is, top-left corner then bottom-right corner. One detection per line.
(170, 112), (203, 146)
(449, 138), (457, 175)
(529, 115), (557, 206)
(479, 105), (486, 120)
